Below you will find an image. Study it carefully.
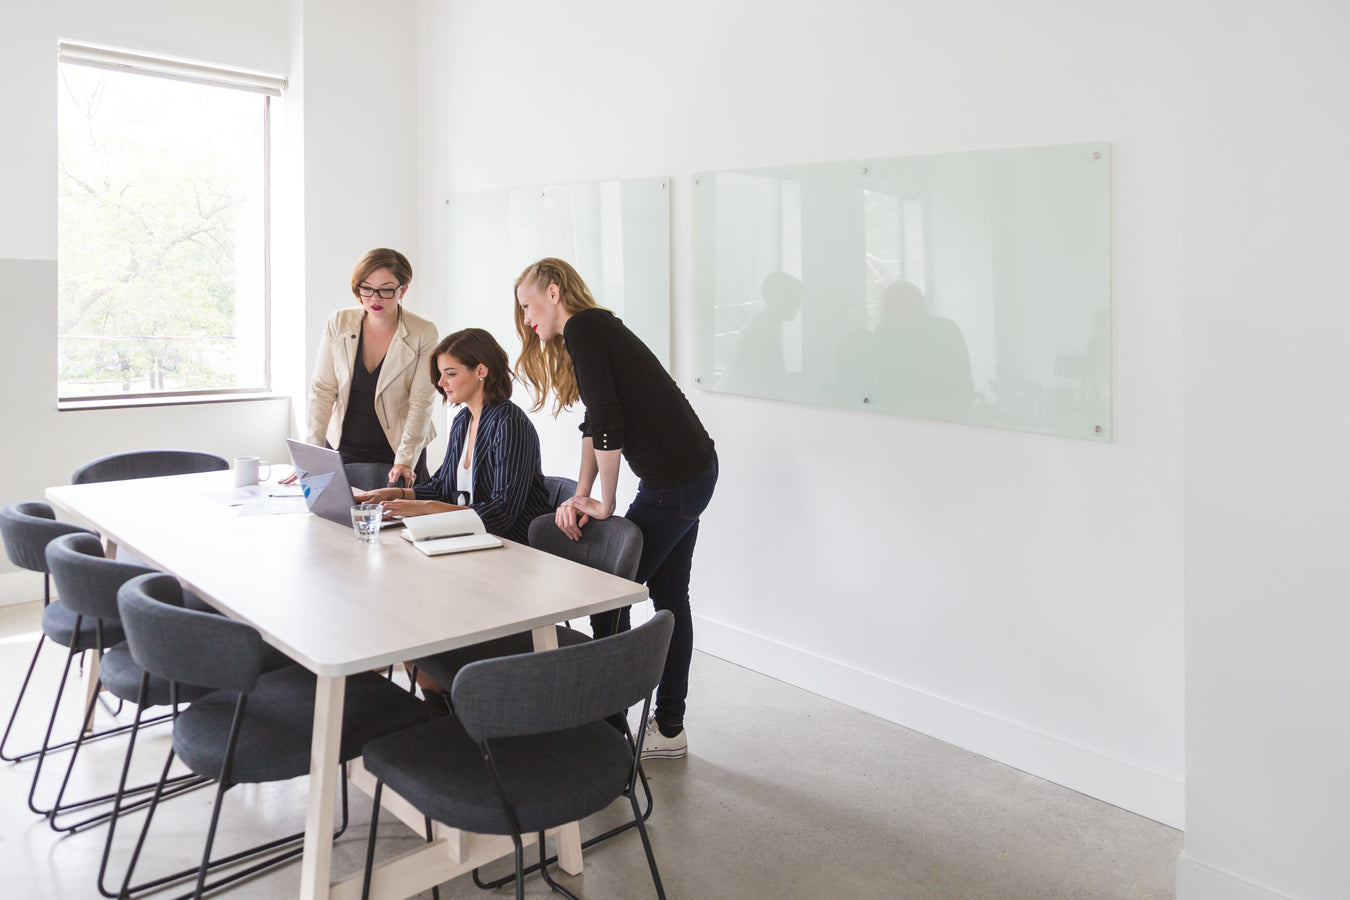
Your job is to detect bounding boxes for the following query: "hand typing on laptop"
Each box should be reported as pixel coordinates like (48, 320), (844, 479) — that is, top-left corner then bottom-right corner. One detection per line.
(353, 487), (467, 520)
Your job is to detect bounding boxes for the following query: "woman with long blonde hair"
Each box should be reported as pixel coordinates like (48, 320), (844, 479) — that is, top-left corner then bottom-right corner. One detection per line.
(514, 258), (717, 761)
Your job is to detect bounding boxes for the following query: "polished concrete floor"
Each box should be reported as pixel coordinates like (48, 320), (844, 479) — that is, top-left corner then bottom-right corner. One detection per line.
(0, 599), (1181, 898)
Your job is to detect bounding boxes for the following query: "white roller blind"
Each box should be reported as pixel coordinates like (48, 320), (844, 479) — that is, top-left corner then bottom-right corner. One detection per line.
(58, 40), (286, 96)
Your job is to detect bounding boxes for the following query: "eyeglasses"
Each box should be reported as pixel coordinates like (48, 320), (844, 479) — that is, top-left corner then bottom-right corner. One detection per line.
(357, 285), (404, 299)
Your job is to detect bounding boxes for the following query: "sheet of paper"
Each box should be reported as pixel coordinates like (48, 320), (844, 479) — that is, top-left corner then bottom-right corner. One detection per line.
(205, 484), (304, 507)
(236, 496), (310, 516)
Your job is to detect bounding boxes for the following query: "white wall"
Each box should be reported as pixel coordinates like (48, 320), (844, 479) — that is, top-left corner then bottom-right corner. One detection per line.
(1179, 1), (1350, 898)
(417, 0), (1186, 827)
(0, 1), (423, 600)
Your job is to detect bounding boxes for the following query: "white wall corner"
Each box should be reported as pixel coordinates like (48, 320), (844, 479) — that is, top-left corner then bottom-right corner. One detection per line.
(695, 614), (1185, 829)
(1177, 852), (1292, 900)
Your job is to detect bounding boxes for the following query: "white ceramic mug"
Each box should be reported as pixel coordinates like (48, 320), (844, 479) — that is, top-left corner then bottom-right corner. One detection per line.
(233, 456), (271, 487)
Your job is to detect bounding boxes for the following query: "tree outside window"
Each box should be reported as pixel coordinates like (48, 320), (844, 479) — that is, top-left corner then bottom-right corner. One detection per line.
(57, 58), (269, 398)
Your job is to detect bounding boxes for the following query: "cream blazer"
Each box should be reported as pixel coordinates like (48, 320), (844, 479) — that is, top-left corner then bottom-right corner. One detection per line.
(304, 306), (440, 470)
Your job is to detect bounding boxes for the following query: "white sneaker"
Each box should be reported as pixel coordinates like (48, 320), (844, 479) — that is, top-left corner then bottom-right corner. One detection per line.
(641, 717), (687, 760)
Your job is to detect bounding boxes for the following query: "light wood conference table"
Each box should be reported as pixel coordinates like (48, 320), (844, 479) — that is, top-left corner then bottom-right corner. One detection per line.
(46, 470), (648, 899)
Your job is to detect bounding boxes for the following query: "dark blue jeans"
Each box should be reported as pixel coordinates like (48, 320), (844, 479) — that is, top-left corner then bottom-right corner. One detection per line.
(590, 457), (717, 730)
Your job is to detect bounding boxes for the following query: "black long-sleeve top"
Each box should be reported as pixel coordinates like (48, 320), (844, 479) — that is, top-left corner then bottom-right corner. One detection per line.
(412, 400), (551, 544)
(563, 308), (716, 489)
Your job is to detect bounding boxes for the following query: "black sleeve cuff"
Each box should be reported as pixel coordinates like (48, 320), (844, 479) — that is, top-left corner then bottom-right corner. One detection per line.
(590, 426), (624, 451)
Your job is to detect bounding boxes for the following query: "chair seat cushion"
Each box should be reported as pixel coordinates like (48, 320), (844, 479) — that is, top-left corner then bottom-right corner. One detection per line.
(101, 644), (213, 707)
(174, 668), (434, 784)
(41, 600), (124, 652)
(361, 716), (633, 835)
(413, 626), (590, 692)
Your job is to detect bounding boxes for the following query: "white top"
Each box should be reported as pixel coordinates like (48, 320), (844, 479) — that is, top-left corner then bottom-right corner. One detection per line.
(457, 439), (474, 504)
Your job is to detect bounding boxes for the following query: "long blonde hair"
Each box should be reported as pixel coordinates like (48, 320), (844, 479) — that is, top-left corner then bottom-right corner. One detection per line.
(513, 258), (603, 416)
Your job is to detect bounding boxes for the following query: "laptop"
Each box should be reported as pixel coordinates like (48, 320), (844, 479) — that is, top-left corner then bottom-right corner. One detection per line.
(285, 440), (362, 527)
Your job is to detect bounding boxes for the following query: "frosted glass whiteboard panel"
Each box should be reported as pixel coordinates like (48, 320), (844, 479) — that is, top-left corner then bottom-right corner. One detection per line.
(446, 178), (670, 370)
(691, 143), (1111, 440)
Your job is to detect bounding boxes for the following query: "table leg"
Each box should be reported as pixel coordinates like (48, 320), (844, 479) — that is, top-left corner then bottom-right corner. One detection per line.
(79, 536), (118, 734)
(530, 626), (582, 875)
(299, 674), (346, 900)
(81, 652), (100, 733)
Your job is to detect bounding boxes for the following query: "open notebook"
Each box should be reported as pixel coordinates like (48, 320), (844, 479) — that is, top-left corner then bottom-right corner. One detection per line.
(399, 508), (502, 556)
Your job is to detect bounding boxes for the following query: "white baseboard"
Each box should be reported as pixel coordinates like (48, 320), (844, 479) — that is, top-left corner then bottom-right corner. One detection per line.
(1176, 852), (1289, 900)
(693, 614), (1185, 829)
(0, 570), (43, 608)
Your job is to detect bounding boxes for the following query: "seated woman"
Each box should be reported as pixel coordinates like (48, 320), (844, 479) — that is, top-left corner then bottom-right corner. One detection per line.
(356, 327), (551, 545)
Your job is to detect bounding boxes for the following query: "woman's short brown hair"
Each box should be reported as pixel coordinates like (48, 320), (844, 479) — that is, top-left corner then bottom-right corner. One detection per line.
(350, 248), (413, 300)
(429, 328), (513, 406)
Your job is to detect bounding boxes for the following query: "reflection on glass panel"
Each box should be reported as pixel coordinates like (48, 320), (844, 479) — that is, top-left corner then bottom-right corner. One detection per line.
(692, 143), (1111, 441)
(446, 178), (670, 371)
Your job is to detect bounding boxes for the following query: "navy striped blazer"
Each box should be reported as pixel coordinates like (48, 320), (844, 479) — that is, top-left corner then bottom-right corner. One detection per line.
(413, 400), (552, 544)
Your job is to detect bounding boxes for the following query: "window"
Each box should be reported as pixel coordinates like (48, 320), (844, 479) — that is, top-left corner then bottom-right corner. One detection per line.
(56, 42), (283, 400)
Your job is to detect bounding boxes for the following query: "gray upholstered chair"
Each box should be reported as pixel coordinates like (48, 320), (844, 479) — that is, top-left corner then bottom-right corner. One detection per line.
(527, 513), (643, 583)
(412, 514), (643, 690)
(361, 610), (674, 900)
(41, 530), (223, 900)
(71, 449), (229, 485)
(69, 449), (244, 610)
(115, 572), (437, 899)
(344, 462), (392, 492)
(409, 514), (651, 891)
(33, 533), (165, 830)
(0, 502), (96, 763)
(542, 475), (579, 508)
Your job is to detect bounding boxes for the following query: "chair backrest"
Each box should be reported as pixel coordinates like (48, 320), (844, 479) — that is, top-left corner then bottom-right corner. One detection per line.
(541, 475), (578, 508)
(72, 450), (230, 485)
(0, 501), (95, 574)
(46, 532), (156, 621)
(344, 462), (391, 492)
(452, 609), (673, 743)
(118, 573), (263, 695)
(527, 513), (643, 581)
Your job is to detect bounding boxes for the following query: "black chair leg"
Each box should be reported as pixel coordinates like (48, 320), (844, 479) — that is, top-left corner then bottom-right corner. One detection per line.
(119, 744), (180, 898)
(513, 835), (525, 900)
(629, 793), (667, 900)
(26, 646), (82, 815)
(114, 751), (349, 898)
(425, 816), (441, 900)
(535, 831), (580, 900)
(194, 774), (234, 898)
(98, 696), (149, 898)
(362, 781), (383, 900)
(46, 671), (100, 824)
(470, 767), (655, 892)
(0, 633), (47, 761)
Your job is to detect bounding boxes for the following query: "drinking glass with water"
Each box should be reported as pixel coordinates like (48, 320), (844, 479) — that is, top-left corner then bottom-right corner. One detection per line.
(350, 504), (382, 543)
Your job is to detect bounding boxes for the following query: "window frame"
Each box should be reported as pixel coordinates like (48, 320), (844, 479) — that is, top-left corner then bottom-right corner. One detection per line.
(55, 41), (285, 404)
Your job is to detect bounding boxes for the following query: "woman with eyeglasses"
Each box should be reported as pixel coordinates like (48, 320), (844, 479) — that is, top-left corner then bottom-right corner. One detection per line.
(299, 248), (439, 487)
(355, 327), (551, 543)
(515, 258), (717, 761)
